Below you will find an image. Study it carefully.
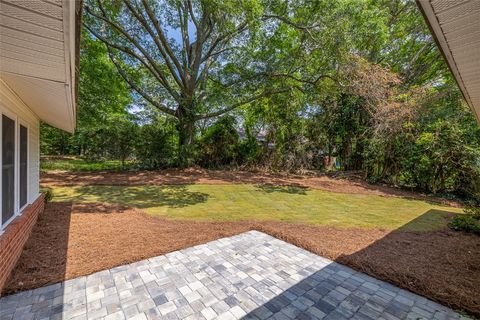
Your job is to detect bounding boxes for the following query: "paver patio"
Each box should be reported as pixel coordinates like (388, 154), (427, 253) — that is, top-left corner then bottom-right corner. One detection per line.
(0, 231), (465, 320)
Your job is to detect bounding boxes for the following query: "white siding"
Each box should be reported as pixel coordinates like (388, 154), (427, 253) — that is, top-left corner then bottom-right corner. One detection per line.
(0, 0), (78, 133)
(418, 0), (480, 123)
(0, 79), (40, 209)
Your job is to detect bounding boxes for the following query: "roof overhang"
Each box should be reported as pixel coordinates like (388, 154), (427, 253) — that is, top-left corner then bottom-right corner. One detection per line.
(0, 0), (81, 132)
(416, 0), (480, 124)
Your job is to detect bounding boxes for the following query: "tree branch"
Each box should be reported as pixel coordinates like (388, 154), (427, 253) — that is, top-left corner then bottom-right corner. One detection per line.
(107, 48), (176, 117)
(141, 0), (186, 84)
(259, 72), (338, 85)
(187, 0), (199, 29)
(262, 14), (323, 30)
(196, 88), (291, 120)
(84, 23), (181, 102)
(202, 19), (250, 63)
(85, 3), (183, 96)
(120, 0), (185, 89)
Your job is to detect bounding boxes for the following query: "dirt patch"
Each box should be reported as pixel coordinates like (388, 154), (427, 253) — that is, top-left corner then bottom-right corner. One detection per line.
(41, 168), (461, 207)
(4, 202), (478, 316)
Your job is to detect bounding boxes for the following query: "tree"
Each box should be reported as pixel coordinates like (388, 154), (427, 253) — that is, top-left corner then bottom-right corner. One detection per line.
(41, 30), (132, 157)
(82, 0), (340, 152)
(109, 117), (139, 168)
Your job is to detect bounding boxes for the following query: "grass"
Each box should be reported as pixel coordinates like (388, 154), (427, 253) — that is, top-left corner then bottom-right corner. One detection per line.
(41, 158), (134, 172)
(49, 184), (462, 230)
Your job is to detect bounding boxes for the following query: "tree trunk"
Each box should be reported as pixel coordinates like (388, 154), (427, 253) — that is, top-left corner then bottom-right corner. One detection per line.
(176, 106), (196, 167)
(178, 118), (195, 146)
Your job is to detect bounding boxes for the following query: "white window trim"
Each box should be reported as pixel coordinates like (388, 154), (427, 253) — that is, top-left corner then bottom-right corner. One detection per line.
(18, 120), (29, 213)
(0, 109), (30, 233)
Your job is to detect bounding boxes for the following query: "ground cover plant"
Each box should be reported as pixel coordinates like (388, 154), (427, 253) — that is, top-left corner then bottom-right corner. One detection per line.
(450, 205), (480, 235)
(41, 157), (134, 172)
(49, 184), (461, 230)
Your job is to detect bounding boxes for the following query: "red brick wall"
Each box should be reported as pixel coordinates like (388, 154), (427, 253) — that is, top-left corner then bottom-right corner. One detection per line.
(0, 194), (45, 294)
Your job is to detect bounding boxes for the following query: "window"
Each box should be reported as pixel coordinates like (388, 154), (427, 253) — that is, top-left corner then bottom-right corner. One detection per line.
(2, 115), (15, 225)
(19, 125), (28, 209)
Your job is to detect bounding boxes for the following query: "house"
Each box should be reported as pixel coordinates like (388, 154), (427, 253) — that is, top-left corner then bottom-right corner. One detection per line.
(417, 0), (480, 124)
(0, 0), (81, 292)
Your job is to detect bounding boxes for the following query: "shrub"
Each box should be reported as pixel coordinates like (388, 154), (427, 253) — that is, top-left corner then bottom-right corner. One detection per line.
(42, 188), (54, 203)
(197, 116), (240, 168)
(450, 205), (480, 235)
(136, 121), (178, 169)
(238, 134), (262, 165)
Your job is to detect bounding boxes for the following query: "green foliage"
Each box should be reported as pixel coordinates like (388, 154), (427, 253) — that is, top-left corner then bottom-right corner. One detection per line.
(41, 30), (133, 159)
(41, 158), (134, 172)
(109, 118), (139, 168)
(197, 116), (240, 168)
(238, 134), (262, 165)
(450, 205), (480, 235)
(40, 0), (480, 202)
(135, 120), (178, 169)
(42, 187), (53, 203)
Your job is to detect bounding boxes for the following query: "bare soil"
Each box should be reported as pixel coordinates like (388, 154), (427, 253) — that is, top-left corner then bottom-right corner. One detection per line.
(41, 168), (461, 207)
(4, 202), (479, 316)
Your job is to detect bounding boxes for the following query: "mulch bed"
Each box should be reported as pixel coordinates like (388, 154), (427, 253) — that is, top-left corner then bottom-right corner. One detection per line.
(41, 168), (461, 207)
(4, 202), (479, 316)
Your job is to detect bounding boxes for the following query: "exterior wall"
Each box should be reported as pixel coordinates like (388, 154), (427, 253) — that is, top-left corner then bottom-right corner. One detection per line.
(0, 194), (44, 293)
(0, 79), (40, 205)
(0, 79), (43, 294)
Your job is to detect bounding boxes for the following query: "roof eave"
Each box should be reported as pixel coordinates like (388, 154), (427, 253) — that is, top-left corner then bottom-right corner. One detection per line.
(416, 0), (480, 124)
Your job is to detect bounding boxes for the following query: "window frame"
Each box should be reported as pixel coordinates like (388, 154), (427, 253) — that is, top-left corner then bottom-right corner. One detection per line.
(0, 109), (30, 232)
(1, 110), (18, 230)
(18, 120), (29, 212)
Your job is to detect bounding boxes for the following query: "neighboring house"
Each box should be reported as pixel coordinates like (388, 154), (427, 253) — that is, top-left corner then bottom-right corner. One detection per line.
(0, 0), (80, 292)
(237, 127), (268, 143)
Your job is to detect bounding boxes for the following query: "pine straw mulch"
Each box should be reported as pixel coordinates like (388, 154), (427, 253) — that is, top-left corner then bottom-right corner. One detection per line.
(3, 202), (479, 316)
(41, 168), (461, 207)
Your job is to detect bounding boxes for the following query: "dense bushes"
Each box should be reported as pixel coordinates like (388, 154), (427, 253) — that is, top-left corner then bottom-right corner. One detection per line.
(135, 121), (178, 169)
(450, 205), (480, 235)
(41, 101), (480, 203)
(197, 116), (240, 168)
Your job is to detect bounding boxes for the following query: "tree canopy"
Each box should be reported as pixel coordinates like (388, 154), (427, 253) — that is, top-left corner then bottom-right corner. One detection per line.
(41, 0), (480, 201)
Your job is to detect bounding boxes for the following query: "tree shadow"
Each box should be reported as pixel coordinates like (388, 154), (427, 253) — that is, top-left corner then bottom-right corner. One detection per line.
(243, 209), (478, 318)
(255, 183), (309, 195)
(72, 184), (209, 209)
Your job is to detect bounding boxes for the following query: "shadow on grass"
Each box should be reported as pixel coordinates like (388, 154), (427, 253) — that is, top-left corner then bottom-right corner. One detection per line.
(2, 200), (476, 318)
(73, 185), (209, 209)
(387, 208), (456, 232)
(255, 183), (309, 195)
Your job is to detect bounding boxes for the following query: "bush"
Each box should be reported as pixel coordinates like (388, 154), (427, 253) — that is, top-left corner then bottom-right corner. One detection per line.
(450, 205), (480, 235)
(197, 116), (240, 168)
(238, 134), (261, 165)
(42, 188), (54, 203)
(136, 121), (178, 169)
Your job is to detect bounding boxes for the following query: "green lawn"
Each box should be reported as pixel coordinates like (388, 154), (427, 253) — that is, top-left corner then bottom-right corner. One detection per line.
(49, 184), (462, 231)
(41, 158), (134, 172)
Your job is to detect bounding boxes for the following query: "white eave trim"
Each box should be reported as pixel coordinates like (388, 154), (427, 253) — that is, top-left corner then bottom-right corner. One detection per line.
(62, 0), (77, 132)
(417, 0), (480, 124)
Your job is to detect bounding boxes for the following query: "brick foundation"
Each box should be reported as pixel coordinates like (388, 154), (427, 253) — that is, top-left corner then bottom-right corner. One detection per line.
(0, 194), (45, 294)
